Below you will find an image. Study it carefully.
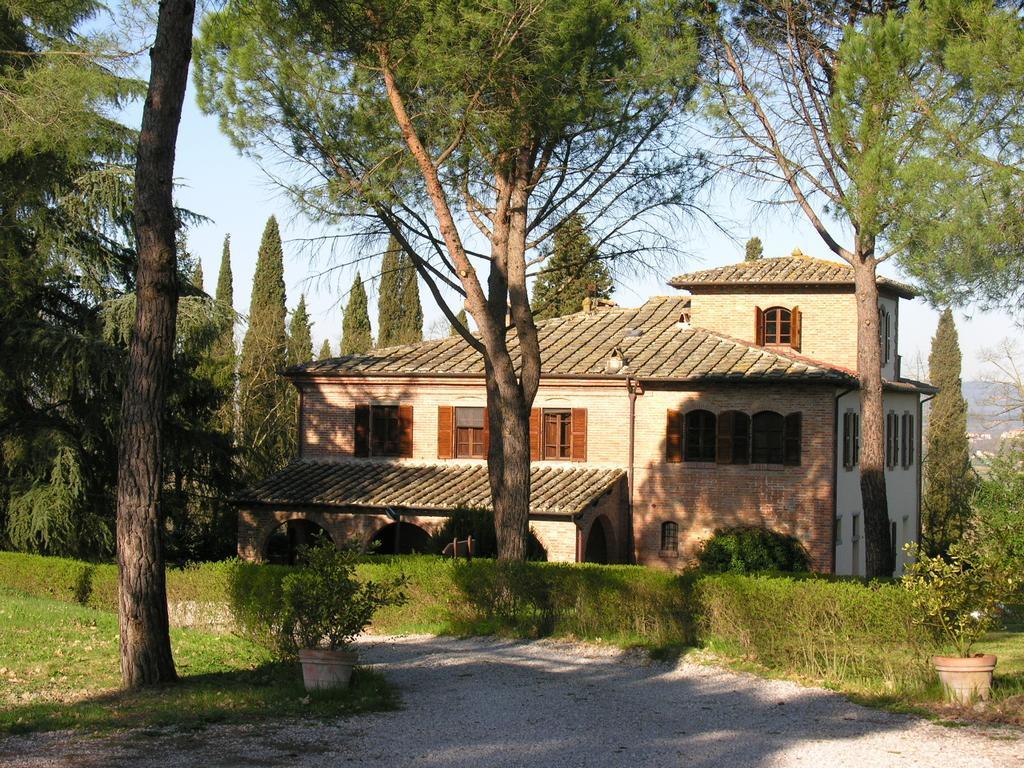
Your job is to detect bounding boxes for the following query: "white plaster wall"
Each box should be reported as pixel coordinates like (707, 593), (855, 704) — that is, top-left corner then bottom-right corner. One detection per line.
(834, 389), (921, 576)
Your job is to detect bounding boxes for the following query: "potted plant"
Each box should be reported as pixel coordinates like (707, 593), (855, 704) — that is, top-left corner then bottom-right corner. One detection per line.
(280, 544), (407, 690)
(902, 543), (1015, 705)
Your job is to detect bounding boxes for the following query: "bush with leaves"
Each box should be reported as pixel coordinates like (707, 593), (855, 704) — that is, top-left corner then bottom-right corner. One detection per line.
(902, 542), (1017, 658)
(279, 545), (407, 653)
(697, 527), (810, 574)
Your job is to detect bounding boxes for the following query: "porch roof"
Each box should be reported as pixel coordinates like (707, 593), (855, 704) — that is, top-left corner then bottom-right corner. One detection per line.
(238, 460), (625, 518)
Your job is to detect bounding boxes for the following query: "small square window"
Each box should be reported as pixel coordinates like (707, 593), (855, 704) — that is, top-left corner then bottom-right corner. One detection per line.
(455, 407), (485, 458)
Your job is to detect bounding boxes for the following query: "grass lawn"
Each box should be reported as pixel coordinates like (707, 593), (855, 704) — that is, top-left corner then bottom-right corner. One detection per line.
(0, 589), (398, 735)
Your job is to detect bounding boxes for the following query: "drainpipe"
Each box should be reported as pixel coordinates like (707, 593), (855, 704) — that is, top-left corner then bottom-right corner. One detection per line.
(626, 376), (641, 564)
(832, 386), (857, 575)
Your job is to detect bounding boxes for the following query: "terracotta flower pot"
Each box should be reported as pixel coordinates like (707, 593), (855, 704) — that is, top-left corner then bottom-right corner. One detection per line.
(298, 647), (358, 691)
(932, 654), (997, 705)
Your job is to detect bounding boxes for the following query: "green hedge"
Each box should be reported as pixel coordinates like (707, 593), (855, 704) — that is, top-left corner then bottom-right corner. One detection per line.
(1, 551), (939, 693)
(696, 573), (937, 693)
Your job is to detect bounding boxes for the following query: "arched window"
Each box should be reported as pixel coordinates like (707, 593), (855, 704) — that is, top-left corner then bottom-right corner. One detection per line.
(752, 411), (785, 464)
(763, 307), (792, 345)
(684, 409), (716, 462)
(660, 521), (679, 553)
(716, 410), (750, 464)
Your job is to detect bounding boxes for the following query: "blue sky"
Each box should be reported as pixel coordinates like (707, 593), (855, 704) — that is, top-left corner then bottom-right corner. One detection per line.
(169, 66), (1017, 379)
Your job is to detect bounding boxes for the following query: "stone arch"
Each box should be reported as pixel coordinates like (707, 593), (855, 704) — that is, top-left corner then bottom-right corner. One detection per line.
(249, 509), (349, 564)
(583, 514), (615, 564)
(367, 521), (433, 555)
(263, 517), (335, 565)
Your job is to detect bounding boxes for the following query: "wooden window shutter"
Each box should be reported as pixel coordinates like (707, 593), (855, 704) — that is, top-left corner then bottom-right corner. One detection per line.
(354, 405), (370, 457)
(437, 406), (454, 459)
(570, 408), (587, 462)
(842, 412), (851, 468)
(791, 306), (802, 351)
(784, 412), (802, 466)
(398, 405), (414, 458)
(755, 306), (765, 345)
(529, 408), (542, 461)
(482, 407), (490, 455)
(716, 411), (734, 464)
(666, 409), (683, 463)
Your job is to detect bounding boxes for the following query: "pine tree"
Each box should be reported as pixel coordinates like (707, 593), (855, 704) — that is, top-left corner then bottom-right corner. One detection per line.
(287, 294), (313, 365)
(377, 237), (424, 347)
(745, 237), (763, 262)
(341, 272), (373, 354)
(191, 261), (204, 291)
(211, 235), (236, 437)
(237, 216), (292, 478)
(922, 309), (977, 555)
(450, 308), (469, 337)
(531, 215), (613, 320)
(318, 339), (332, 359)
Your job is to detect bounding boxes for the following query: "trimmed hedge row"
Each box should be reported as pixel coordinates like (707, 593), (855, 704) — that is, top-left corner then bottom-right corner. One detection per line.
(0, 551), (937, 692)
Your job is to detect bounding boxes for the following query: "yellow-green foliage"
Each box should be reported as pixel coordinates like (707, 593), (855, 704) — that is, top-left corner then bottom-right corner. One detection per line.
(697, 574), (937, 693)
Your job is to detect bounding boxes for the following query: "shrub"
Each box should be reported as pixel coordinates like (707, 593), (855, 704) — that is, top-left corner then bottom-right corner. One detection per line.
(697, 573), (936, 693)
(696, 526), (810, 574)
(280, 545), (406, 653)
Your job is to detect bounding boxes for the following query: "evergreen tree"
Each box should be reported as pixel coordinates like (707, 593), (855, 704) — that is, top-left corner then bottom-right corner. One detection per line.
(287, 294), (313, 365)
(745, 237), (763, 262)
(531, 215), (613, 320)
(922, 309), (977, 555)
(211, 235), (236, 437)
(341, 273), (373, 354)
(450, 309), (469, 337)
(377, 237), (424, 347)
(237, 216), (292, 478)
(318, 339), (332, 359)
(191, 260), (204, 291)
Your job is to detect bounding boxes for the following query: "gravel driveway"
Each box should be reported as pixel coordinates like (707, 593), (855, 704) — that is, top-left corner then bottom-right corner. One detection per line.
(1, 634), (1021, 767)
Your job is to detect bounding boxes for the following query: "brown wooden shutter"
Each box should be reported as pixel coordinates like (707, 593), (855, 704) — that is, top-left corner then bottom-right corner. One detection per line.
(716, 410), (734, 464)
(354, 405), (370, 457)
(755, 306), (765, 345)
(842, 412), (851, 468)
(784, 412), (802, 466)
(734, 412), (750, 464)
(437, 406), (454, 459)
(571, 408), (587, 462)
(791, 306), (802, 351)
(398, 405), (414, 458)
(482, 407), (490, 455)
(666, 409), (683, 463)
(529, 408), (542, 461)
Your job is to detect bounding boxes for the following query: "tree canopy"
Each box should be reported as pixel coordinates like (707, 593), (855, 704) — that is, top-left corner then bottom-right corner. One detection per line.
(531, 214), (613, 321)
(341, 272), (372, 355)
(377, 236), (423, 347)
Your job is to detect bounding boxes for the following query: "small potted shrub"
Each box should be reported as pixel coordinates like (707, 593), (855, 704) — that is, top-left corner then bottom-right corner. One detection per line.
(902, 543), (1016, 704)
(280, 544), (407, 690)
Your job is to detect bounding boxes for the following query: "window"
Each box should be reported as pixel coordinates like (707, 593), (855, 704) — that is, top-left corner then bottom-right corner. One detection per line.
(763, 307), (792, 345)
(684, 410), (716, 462)
(885, 411), (899, 468)
(842, 411), (860, 469)
(660, 521), (679, 553)
(878, 307), (892, 364)
(901, 413), (915, 468)
(784, 413), (802, 465)
(543, 409), (572, 460)
(355, 404), (413, 458)
(834, 516), (843, 546)
(716, 411), (750, 465)
(852, 513), (860, 541)
(455, 407), (485, 459)
(752, 411), (785, 464)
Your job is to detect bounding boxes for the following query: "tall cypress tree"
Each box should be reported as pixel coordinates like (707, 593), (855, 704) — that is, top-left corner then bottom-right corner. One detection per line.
(318, 338), (332, 359)
(922, 309), (977, 555)
(287, 294), (313, 365)
(341, 272), (372, 354)
(531, 214), (613, 320)
(191, 261), (204, 291)
(237, 216), (292, 477)
(211, 235), (236, 437)
(450, 308), (469, 337)
(745, 237), (763, 262)
(377, 237), (424, 347)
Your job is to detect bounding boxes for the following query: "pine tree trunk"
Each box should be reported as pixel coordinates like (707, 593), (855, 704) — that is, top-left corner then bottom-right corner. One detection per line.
(116, 0), (194, 688)
(485, 365), (532, 562)
(852, 246), (894, 578)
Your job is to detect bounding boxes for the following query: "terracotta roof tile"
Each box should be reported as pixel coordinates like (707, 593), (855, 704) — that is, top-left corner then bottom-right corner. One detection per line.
(239, 460), (625, 518)
(668, 256), (917, 298)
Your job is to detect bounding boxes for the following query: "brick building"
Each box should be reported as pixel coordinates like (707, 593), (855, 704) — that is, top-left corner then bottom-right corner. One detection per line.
(238, 254), (934, 575)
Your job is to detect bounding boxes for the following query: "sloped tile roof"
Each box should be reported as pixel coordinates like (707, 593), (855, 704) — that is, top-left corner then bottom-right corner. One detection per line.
(239, 460), (625, 518)
(293, 296), (852, 383)
(668, 256), (918, 298)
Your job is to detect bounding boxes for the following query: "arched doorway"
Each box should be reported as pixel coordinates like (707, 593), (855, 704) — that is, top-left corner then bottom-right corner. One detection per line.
(368, 521), (432, 555)
(264, 519), (333, 565)
(583, 515), (613, 564)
